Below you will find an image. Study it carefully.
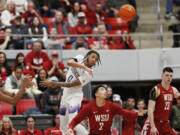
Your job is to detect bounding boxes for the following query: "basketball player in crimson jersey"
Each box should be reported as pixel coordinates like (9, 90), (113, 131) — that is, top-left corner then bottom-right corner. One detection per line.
(65, 85), (144, 135)
(141, 67), (180, 135)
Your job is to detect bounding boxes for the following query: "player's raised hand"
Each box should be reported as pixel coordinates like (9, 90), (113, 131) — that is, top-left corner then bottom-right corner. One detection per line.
(85, 67), (93, 77)
(40, 80), (53, 87)
(65, 128), (73, 135)
(150, 126), (159, 135)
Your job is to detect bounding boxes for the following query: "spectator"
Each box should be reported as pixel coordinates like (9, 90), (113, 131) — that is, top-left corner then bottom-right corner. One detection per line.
(43, 51), (64, 79)
(46, 114), (63, 135)
(0, 27), (15, 50)
(71, 37), (88, 50)
(0, 52), (11, 83)
(73, 12), (92, 34)
(1, 1), (19, 26)
(5, 65), (41, 99)
(48, 11), (72, 43)
(44, 27), (65, 50)
(21, 2), (43, 26)
(28, 16), (48, 45)
(25, 40), (49, 73)
(11, 16), (28, 49)
(42, 76), (62, 115)
(67, 2), (81, 28)
(165, 0), (180, 20)
(37, 5), (55, 18)
(87, 27), (109, 50)
(86, 0), (107, 12)
(36, 68), (48, 93)
(106, 85), (113, 101)
(20, 116), (43, 135)
(89, 2), (108, 28)
(136, 98), (147, 132)
(170, 98), (180, 132)
(6, 0), (28, 14)
(50, 0), (71, 16)
(12, 52), (26, 71)
(127, 97), (137, 111)
(0, 117), (16, 135)
(122, 101), (138, 135)
(114, 29), (136, 49)
(0, 0), (6, 13)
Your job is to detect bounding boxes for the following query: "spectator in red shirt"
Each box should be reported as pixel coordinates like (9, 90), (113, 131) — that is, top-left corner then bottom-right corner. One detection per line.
(89, 2), (108, 28)
(43, 51), (64, 79)
(114, 29), (136, 49)
(87, 26), (109, 50)
(20, 116), (43, 135)
(21, 2), (43, 26)
(48, 11), (72, 42)
(73, 12), (92, 35)
(46, 114), (63, 135)
(25, 41), (49, 73)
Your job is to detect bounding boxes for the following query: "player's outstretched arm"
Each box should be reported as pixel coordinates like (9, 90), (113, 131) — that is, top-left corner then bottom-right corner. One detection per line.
(40, 79), (82, 88)
(0, 76), (33, 105)
(67, 59), (93, 77)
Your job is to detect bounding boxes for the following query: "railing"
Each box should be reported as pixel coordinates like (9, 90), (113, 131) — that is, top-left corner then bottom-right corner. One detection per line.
(0, 32), (180, 49)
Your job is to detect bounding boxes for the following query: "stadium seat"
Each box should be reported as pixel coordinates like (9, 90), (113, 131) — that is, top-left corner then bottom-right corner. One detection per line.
(0, 102), (12, 119)
(43, 17), (55, 25)
(16, 99), (36, 114)
(107, 17), (129, 30)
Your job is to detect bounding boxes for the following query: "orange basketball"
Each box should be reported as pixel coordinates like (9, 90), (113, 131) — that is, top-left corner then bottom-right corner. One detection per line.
(119, 4), (136, 21)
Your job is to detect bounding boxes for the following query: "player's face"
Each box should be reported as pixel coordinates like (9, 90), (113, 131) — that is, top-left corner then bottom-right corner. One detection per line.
(87, 53), (99, 67)
(95, 87), (107, 99)
(162, 71), (173, 84)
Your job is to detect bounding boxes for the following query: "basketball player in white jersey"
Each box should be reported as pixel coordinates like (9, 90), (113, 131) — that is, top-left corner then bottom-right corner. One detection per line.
(41, 50), (101, 135)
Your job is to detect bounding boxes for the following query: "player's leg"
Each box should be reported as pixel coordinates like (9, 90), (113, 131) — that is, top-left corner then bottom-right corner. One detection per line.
(68, 106), (89, 135)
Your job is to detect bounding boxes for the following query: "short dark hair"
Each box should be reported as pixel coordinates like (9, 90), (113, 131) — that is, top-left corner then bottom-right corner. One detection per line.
(25, 116), (36, 122)
(92, 85), (105, 99)
(14, 65), (23, 71)
(163, 67), (173, 73)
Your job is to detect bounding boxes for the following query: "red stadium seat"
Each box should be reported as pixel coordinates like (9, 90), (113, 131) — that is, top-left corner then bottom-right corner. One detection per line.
(16, 99), (36, 114)
(107, 17), (129, 30)
(43, 17), (55, 25)
(44, 129), (48, 135)
(0, 102), (12, 119)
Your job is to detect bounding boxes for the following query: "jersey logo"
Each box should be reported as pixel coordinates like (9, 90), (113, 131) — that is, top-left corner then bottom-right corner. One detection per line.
(93, 111), (97, 114)
(106, 110), (109, 112)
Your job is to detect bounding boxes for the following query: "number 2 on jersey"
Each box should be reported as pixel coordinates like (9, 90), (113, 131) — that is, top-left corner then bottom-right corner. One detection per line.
(164, 101), (170, 110)
(99, 122), (104, 130)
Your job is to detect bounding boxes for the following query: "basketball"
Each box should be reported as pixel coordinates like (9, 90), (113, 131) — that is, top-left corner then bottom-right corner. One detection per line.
(119, 4), (136, 21)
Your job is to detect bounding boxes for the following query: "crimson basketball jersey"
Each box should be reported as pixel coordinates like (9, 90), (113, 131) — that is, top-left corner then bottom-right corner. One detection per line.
(154, 84), (174, 121)
(69, 100), (137, 135)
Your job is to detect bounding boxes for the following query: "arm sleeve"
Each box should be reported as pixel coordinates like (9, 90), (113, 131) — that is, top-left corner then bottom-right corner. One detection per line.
(149, 87), (158, 101)
(78, 71), (92, 86)
(112, 103), (138, 120)
(69, 105), (90, 129)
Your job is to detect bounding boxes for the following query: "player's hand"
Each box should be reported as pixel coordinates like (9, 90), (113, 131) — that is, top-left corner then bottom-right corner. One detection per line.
(40, 80), (53, 87)
(150, 126), (159, 135)
(85, 67), (93, 77)
(65, 128), (73, 135)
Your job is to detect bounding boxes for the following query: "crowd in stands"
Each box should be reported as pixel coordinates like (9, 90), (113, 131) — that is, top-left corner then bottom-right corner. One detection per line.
(0, 0), (138, 50)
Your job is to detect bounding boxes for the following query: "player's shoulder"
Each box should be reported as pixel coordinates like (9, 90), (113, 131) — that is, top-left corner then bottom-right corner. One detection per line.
(73, 55), (84, 62)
